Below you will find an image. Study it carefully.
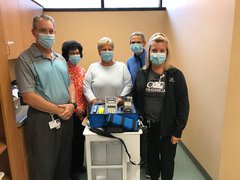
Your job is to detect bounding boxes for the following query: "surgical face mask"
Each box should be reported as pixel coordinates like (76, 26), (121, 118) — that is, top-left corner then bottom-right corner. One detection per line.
(101, 51), (113, 62)
(38, 33), (55, 49)
(130, 43), (143, 54)
(69, 55), (81, 65)
(150, 52), (166, 65)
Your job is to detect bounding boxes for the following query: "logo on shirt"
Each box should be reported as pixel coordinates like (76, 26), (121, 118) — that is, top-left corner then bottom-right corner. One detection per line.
(146, 74), (166, 93)
(169, 77), (175, 82)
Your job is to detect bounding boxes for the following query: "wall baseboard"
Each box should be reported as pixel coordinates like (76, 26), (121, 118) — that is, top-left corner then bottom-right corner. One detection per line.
(179, 141), (213, 180)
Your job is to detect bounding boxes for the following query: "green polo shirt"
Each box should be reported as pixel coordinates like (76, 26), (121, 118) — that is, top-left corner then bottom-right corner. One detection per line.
(16, 43), (70, 104)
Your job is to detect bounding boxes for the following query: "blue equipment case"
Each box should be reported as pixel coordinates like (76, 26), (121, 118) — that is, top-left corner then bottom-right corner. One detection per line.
(89, 104), (139, 129)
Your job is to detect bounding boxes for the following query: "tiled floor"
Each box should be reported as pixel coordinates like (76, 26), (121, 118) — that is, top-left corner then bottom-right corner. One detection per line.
(78, 143), (209, 180)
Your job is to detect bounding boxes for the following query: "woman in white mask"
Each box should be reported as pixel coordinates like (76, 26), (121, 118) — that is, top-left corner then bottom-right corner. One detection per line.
(62, 41), (87, 180)
(83, 37), (132, 105)
(132, 33), (190, 180)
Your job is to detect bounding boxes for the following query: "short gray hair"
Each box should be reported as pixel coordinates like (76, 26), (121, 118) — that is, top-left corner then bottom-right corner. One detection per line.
(130, 32), (145, 42)
(32, 14), (55, 30)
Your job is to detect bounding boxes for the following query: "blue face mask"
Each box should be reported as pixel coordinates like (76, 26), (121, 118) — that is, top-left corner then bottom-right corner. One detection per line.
(38, 33), (55, 49)
(130, 43), (143, 54)
(150, 53), (166, 65)
(101, 51), (113, 62)
(69, 55), (81, 65)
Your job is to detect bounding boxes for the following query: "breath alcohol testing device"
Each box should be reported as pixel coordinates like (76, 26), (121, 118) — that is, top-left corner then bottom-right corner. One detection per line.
(105, 97), (117, 113)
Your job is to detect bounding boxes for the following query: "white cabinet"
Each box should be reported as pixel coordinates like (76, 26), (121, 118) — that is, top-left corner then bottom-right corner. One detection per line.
(83, 127), (142, 180)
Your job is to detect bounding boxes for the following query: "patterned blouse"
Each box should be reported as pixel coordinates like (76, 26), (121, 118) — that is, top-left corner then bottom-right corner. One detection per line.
(67, 62), (87, 121)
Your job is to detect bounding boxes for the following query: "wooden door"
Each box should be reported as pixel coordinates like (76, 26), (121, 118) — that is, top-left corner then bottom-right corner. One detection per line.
(0, 8), (26, 180)
(19, 0), (43, 49)
(0, 0), (24, 60)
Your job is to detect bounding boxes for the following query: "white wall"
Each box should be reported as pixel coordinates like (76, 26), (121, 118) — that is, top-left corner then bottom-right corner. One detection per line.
(164, 0), (235, 179)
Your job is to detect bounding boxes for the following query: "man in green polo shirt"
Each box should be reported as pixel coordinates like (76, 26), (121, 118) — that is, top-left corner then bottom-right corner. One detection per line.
(16, 15), (75, 180)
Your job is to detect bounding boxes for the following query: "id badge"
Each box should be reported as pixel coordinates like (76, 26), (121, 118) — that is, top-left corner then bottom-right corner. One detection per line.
(49, 114), (61, 129)
(49, 120), (56, 129)
(54, 119), (61, 129)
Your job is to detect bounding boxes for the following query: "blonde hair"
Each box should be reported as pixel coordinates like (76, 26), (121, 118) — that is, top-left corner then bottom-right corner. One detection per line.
(145, 33), (173, 70)
(97, 37), (114, 51)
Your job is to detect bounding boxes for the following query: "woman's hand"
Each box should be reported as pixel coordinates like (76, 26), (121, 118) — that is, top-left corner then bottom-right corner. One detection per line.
(171, 136), (181, 144)
(116, 96), (123, 105)
(76, 108), (85, 118)
(90, 98), (104, 105)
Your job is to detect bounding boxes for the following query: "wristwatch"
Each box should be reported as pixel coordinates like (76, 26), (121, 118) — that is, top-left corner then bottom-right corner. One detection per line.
(70, 102), (77, 109)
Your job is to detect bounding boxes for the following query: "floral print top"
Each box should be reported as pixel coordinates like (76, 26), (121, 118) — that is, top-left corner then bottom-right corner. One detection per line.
(67, 62), (87, 121)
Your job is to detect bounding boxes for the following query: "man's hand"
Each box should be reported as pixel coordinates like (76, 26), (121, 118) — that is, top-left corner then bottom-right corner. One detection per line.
(58, 104), (75, 120)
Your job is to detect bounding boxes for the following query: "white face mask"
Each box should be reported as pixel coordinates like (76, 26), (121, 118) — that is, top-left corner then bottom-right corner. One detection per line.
(101, 51), (113, 62)
(130, 43), (143, 54)
(150, 53), (166, 65)
(69, 55), (81, 65)
(38, 33), (55, 49)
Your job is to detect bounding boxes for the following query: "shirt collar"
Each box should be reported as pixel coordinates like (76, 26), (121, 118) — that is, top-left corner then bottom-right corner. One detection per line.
(30, 43), (58, 59)
(139, 49), (146, 59)
(134, 49), (146, 59)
